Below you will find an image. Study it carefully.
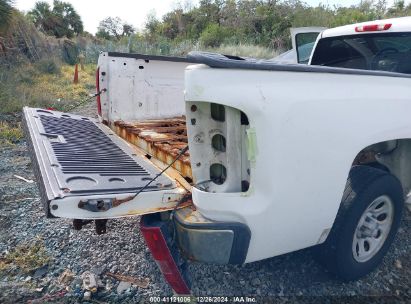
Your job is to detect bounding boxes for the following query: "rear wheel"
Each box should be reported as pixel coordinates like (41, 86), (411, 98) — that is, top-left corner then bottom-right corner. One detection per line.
(319, 165), (404, 280)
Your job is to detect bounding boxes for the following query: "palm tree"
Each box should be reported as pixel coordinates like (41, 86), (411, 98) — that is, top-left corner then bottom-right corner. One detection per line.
(28, 1), (83, 38)
(0, 0), (14, 34)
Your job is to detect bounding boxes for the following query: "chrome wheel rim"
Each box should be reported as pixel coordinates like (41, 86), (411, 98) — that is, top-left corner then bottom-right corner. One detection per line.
(352, 195), (394, 263)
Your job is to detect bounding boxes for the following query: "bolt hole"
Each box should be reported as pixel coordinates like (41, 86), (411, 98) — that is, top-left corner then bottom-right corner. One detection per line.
(51, 205), (58, 210)
(242, 180), (250, 192)
(191, 118), (196, 125)
(139, 66), (144, 69)
(210, 103), (225, 122)
(191, 105), (197, 112)
(210, 163), (227, 185)
(211, 134), (226, 152)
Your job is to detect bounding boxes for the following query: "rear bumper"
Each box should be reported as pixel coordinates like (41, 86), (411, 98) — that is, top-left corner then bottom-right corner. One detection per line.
(140, 209), (251, 293)
(173, 208), (251, 264)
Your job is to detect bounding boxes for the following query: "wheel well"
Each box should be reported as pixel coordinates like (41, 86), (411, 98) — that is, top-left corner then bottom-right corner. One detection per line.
(352, 139), (411, 197)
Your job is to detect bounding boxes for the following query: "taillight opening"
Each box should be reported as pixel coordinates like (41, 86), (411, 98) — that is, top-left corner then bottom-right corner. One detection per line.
(96, 67), (102, 116)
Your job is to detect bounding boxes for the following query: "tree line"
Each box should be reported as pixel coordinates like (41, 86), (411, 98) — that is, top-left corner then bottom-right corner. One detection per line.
(143, 0), (411, 49)
(1, 0), (411, 54)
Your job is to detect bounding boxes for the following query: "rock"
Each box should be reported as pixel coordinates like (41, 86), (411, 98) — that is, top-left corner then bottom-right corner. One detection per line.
(251, 278), (261, 286)
(58, 269), (74, 285)
(81, 271), (97, 293)
(83, 290), (92, 301)
(105, 280), (112, 291)
(395, 260), (403, 269)
(110, 265), (118, 273)
(117, 281), (131, 294)
(70, 277), (82, 289)
(33, 265), (48, 279)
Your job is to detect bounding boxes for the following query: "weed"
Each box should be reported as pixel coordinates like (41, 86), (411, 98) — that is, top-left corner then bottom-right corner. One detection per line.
(0, 121), (23, 144)
(0, 240), (50, 274)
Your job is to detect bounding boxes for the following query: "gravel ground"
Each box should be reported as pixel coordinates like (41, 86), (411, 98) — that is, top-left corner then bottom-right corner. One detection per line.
(0, 103), (410, 303)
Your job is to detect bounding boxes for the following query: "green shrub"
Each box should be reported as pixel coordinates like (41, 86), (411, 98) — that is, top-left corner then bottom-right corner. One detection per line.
(199, 24), (231, 48)
(34, 58), (61, 74)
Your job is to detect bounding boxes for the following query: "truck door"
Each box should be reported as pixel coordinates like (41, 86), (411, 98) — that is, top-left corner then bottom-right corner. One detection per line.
(23, 107), (189, 220)
(291, 27), (327, 64)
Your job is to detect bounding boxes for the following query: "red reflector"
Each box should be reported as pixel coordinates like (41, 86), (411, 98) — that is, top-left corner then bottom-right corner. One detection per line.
(140, 219), (190, 294)
(95, 68), (102, 116)
(355, 23), (392, 32)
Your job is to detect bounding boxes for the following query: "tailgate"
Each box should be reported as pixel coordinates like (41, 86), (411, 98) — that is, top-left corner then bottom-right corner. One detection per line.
(23, 107), (187, 219)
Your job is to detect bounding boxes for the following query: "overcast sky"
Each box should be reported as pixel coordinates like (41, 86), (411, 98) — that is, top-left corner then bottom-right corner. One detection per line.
(15, 0), (401, 34)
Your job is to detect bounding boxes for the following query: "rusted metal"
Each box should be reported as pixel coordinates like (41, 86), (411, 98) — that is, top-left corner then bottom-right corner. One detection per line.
(113, 195), (136, 207)
(112, 118), (192, 179)
(124, 198), (193, 216)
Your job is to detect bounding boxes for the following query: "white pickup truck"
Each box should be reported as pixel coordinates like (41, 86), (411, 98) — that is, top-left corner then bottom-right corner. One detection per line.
(23, 17), (411, 294)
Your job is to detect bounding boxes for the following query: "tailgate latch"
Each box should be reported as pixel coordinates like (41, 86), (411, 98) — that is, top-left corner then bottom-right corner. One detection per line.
(78, 199), (114, 212)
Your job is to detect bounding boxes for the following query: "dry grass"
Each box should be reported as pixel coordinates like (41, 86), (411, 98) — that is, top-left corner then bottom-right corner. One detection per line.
(0, 62), (96, 114)
(0, 240), (50, 274)
(0, 121), (24, 145)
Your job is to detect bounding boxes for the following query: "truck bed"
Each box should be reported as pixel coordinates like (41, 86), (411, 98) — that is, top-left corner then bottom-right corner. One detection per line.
(112, 118), (192, 180)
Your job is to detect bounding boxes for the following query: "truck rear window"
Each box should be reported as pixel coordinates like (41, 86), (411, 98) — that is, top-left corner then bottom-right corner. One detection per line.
(311, 33), (411, 74)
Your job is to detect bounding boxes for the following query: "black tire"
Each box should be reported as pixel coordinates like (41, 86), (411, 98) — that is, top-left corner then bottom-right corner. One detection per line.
(317, 165), (404, 281)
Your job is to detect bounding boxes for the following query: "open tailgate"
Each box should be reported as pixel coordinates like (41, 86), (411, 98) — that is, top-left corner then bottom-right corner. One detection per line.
(23, 107), (187, 219)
